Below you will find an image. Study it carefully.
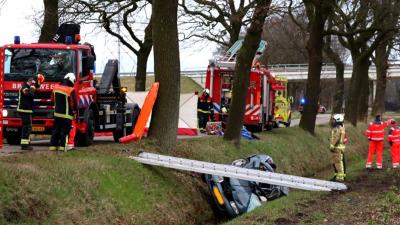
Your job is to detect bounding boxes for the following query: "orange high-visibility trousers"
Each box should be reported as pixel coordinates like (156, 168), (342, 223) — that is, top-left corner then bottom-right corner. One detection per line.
(67, 120), (76, 149)
(366, 141), (384, 168)
(391, 142), (400, 168)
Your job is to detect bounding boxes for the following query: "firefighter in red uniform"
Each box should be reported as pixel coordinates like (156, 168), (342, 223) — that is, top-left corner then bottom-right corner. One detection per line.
(365, 115), (387, 169)
(197, 89), (212, 133)
(388, 119), (400, 168)
(49, 73), (77, 151)
(17, 74), (44, 150)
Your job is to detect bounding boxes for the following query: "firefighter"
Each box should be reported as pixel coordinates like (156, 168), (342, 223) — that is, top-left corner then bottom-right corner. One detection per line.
(17, 74), (44, 150)
(365, 114), (387, 169)
(388, 119), (400, 168)
(49, 73), (77, 151)
(197, 89), (212, 133)
(329, 114), (346, 182)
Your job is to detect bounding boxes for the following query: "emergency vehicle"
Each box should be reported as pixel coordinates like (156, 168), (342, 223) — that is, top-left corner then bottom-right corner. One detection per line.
(0, 23), (140, 146)
(205, 40), (291, 131)
(273, 76), (292, 127)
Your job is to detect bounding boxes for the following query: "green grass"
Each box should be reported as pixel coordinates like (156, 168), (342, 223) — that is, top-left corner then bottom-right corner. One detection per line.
(118, 76), (203, 94)
(0, 124), (370, 225)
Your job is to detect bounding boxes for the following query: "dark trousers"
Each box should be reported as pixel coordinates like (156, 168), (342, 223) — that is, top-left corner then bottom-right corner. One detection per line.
(198, 112), (209, 129)
(50, 117), (72, 150)
(20, 112), (32, 146)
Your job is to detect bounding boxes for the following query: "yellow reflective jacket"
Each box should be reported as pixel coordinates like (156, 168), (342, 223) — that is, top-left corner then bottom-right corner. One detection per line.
(330, 125), (346, 152)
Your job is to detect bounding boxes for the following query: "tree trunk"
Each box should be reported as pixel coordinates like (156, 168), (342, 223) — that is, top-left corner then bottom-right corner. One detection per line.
(39, 0), (59, 43)
(345, 54), (370, 126)
(135, 17), (153, 92)
(224, 0), (272, 145)
(229, 18), (242, 47)
(323, 39), (344, 114)
(148, 0), (180, 152)
(299, 1), (330, 134)
(371, 41), (390, 116)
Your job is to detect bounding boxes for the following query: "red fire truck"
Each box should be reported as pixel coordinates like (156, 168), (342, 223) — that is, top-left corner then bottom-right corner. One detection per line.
(205, 40), (289, 131)
(0, 23), (140, 146)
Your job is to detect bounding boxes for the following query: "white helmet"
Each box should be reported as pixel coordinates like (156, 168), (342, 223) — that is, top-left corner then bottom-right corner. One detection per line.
(333, 114), (344, 123)
(203, 88), (210, 95)
(64, 73), (76, 84)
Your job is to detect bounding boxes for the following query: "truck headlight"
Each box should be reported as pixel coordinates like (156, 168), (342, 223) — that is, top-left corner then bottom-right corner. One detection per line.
(2, 109), (8, 117)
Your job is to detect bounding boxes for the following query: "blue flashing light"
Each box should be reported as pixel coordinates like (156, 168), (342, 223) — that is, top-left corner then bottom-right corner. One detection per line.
(300, 98), (306, 104)
(65, 36), (73, 44)
(14, 36), (20, 44)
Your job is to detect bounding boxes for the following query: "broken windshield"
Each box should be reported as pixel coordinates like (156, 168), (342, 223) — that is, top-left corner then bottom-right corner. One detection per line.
(4, 48), (76, 82)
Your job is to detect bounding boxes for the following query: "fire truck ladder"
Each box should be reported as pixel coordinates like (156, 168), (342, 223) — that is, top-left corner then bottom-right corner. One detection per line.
(130, 152), (347, 192)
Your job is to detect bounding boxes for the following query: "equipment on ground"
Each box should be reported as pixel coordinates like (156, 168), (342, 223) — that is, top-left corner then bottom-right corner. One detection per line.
(0, 22), (140, 147)
(205, 40), (292, 132)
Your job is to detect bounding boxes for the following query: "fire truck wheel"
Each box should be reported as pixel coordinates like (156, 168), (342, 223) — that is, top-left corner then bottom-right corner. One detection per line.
(77, 109), (95, 146)
(112, 130), (124, 142)
(5, 130), (22, 145)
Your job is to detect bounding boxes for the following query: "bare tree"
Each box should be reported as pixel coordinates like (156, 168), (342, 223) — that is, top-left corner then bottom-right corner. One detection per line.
(59, 0), (152, 91)
(148, 0), (181, 152)
(39, 0), (59, 43)
(329, 0), (398, 125)
(323, 19), (346, 114)
(178, 0), (257, 48)
(290, 0), (333, 134)
(224, 0), (272, 145)
(263, 13), (309, 64)
(371, 0), (400, 116)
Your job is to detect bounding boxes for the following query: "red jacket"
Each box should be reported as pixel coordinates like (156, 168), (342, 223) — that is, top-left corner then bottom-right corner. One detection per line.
(388, 126), (400, 143)
(366, 121), (386, 141)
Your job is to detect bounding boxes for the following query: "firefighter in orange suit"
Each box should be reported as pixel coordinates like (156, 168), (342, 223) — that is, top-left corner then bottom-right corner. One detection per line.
(49, 73), (77, 151)
(197, 89), (212, 133)
(388, 119), (400, 168)
(17, 74), (45, 150)
(365, 115), (387, 169)
(329, 114), (346, 181)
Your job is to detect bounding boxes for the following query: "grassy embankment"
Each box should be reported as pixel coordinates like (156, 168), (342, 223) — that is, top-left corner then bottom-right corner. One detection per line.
(0, 123), (370, 225)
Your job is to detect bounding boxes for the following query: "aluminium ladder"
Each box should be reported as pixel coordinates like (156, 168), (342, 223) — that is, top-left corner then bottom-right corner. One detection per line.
(129, 152), (347, 192)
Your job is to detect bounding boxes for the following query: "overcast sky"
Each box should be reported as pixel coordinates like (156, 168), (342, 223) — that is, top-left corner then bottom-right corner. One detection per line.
(0, 0), (216, 73)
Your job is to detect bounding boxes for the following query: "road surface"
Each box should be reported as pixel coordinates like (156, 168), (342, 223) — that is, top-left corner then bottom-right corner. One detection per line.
(290, 113), (331, 127)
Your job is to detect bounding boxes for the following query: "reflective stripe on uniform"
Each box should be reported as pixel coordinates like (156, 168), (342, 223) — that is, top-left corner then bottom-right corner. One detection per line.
(49, 146), (57, 151)
(54, 112), (74, 120)
(369, 131), (384, 134)
(20, 139), (30, 145)
(197, 109), (210, 113)
(370, 138), (384, 141)
(17, 108), (33, 113)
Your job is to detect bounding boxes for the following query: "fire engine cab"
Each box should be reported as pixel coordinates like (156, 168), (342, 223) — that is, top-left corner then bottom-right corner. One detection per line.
(0, 23), (140, 146)
(205, 40), (291, 131)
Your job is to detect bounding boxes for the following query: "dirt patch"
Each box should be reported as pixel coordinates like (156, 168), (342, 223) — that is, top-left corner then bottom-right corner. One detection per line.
(274, 169), (400, 225)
